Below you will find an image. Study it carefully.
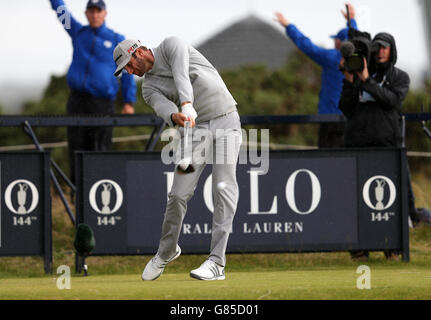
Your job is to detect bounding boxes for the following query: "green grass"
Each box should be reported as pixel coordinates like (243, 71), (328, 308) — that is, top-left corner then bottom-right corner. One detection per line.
(1, 267), (431, 300)
(1, 195), (431, 300)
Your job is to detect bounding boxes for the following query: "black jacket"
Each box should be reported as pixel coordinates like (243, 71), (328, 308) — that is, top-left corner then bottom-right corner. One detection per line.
(339, 33), (410, 148)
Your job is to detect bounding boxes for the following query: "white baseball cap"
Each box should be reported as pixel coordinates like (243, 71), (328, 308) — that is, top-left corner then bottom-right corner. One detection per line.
(113, 39), (142, 76)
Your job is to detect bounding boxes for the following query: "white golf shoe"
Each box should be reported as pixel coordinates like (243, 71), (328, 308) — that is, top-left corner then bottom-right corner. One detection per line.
(142, 245), (181, 281)
(190, 260), (225, 281)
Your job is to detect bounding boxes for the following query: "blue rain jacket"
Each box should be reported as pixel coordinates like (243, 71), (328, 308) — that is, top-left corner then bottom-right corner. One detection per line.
(50, 0), (136, 103)
(285, 19), (358, 115)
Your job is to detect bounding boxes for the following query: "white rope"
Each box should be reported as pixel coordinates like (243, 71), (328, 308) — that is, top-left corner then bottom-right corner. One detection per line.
(247, 141), (431, 157)
(1, 137), (430, 158)
(0, 135), (151, 152)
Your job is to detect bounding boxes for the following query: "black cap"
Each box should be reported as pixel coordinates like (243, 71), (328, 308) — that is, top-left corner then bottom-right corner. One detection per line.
(374, 39), (391, 48)
(86, 0), (106, 10)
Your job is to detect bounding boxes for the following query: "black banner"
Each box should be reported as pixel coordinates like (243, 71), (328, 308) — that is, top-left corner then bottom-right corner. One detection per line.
(76, 149), (409, 260)
(0, 152), (52, 273)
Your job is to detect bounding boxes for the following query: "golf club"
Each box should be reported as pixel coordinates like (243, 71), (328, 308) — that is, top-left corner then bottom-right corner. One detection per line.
(176, 120), (195, 175)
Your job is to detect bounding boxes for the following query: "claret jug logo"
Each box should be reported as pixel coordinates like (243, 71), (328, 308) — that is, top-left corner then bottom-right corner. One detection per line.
(5, 180), (39, 215)
(362, 176), (396, 211)
(89, 180), (123, 215)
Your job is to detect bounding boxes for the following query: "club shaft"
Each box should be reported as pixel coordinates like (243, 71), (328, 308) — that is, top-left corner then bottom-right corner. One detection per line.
(184, 121), (192, 158)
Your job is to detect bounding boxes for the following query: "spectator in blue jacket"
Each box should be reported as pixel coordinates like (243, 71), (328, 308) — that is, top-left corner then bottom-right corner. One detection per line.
(49, 0), (137, 184)
(274, 4), (358, 148)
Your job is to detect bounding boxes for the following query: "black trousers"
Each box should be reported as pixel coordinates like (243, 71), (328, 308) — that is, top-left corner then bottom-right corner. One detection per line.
(67, 91), (115, 184)
(318, 122), (345, 149)
(405, 152), (417, 219)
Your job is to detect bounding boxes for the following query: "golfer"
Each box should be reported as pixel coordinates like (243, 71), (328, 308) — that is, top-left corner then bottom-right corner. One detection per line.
(113, 37), (242, 281)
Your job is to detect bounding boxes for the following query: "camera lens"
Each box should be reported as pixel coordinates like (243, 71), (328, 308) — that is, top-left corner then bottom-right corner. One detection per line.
(346, 55), (364, 73)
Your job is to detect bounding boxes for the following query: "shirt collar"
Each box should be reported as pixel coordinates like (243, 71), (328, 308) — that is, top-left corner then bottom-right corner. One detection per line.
(90, 22), (107, 32)
(147, 47), (159, 74)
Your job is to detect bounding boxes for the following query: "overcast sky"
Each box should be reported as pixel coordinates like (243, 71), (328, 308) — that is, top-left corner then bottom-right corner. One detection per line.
(0, 0), (430, 111)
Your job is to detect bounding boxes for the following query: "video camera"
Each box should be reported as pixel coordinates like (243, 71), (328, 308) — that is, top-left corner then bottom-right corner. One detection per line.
(339, 5), (377, 73)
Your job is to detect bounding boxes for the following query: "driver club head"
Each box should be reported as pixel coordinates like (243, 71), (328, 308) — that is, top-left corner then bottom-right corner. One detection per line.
(176, 157), (195, 175)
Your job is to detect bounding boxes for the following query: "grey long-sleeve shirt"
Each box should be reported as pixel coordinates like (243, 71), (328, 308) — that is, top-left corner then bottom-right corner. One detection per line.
(142, 37), (237, 127)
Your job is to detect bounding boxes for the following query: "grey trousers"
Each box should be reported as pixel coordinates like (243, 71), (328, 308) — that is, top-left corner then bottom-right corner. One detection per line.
(157, 111), (242, 267)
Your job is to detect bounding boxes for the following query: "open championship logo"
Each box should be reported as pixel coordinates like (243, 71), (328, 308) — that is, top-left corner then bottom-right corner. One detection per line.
(89, 180), (123, 215)
(362, 176), (396, 211)
(5, 180), (39, 215)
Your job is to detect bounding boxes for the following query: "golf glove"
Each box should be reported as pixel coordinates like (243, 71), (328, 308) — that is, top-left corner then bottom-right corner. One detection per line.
(181, 103), (198, 122)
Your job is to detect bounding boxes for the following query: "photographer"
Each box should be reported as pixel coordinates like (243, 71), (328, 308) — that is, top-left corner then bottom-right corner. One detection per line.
(339, 32), (411, 260)
(339, 32), (410, 148)
(274, 4), (358, 148)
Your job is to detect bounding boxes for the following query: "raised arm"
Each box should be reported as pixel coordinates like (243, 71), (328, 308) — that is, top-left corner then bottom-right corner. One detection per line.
(274, 12), (336, 68)
(49, 0), (82, 38)
(115, 34), (137, 114)
(342, 3), (358, 30)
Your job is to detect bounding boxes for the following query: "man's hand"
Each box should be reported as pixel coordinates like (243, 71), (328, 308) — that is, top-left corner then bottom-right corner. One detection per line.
(172, 113), (196, 128)
(344, 72), (354, 83)
(342, 3), (355, 20)
(121, 103), (135, 115)
(356, 58), (370, 82)
(274, 12), (290, 27)
(340, 58), (354, 83)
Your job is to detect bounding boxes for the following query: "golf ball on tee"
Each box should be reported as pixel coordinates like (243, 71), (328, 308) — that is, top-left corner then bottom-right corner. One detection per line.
(217, 182), (227, 191)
